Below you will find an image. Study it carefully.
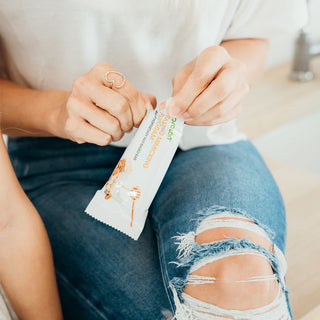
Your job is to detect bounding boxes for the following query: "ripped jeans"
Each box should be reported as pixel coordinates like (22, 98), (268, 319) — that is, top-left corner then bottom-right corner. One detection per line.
(8, 137), (291, 320)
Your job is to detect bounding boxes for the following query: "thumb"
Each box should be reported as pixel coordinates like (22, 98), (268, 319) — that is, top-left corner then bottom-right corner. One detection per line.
(140, 92), (157, 110)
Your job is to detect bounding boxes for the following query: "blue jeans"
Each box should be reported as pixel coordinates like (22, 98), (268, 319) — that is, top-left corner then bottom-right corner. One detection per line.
(8, 137), (292, 319)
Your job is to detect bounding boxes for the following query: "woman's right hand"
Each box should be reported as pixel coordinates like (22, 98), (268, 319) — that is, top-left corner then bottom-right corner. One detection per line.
(51, 62), (156, 146)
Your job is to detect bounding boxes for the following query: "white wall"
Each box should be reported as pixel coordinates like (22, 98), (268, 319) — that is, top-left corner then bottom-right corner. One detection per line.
(266, 0), (320, 68)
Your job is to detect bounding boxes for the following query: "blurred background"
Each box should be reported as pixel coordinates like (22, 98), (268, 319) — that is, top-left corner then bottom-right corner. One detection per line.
(238, 0), (320, 319)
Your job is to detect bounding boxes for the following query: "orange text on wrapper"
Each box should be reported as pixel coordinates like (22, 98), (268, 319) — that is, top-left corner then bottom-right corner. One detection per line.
(143, 112), (170, 168)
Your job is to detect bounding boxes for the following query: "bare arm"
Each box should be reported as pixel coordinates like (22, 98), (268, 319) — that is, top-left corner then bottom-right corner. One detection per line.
(0, 62), (156, 143)
(0, 132), (63, 320)
(220, 38), (269, 85)
(0, 79), (69, 137)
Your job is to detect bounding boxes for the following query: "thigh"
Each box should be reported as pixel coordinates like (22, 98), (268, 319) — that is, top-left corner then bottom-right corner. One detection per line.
(29, 182), (171, 320)
(150, 140), (287, 304)
(8, 137), (172, 320)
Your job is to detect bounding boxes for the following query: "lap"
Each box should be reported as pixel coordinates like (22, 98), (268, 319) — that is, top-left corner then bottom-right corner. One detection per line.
(9, 137), (172, 319)
(28, 182), (171, 320)
(150, 140), (286, 281)
(9, 137), (287, 318)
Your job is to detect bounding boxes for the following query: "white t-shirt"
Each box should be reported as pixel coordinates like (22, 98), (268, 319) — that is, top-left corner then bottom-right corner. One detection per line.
(0, 0), (307, 150)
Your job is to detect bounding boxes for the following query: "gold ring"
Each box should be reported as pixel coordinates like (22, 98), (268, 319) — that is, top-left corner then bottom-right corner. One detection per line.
(104, 71), (126, 89)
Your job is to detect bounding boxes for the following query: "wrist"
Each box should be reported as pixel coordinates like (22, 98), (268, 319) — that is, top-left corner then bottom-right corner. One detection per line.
(45, 90), (70, 138)
(220, 39), (269, 86)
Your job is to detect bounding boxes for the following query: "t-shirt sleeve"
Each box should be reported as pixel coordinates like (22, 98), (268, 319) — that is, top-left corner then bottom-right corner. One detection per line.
(223, 0), (308, 40)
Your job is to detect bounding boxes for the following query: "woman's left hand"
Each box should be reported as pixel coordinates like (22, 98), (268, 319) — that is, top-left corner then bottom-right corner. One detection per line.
(164, 46), (250, 126)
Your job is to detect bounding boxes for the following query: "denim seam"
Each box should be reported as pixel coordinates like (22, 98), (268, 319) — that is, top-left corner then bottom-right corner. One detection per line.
(156, 229), (176, 314)
(56, 270), (109, 320)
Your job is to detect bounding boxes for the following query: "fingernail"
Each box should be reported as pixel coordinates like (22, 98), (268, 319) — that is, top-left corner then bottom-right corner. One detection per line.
(158, 101), (166, 110)
(170, 106), (181, 117)
(181, 112), (192, 120)
(146, 104), (153, 110)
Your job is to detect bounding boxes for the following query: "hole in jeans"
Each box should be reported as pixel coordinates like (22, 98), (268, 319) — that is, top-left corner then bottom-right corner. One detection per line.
(169, 210), (290, 320)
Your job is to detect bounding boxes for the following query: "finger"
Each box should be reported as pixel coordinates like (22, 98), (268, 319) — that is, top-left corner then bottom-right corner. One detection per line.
(67, 118), (113, 146)
(168, 46), (230, 118)
(184, 65), (247, 120)
(108, 77), (147, 127)
(76, 100), (124, 142)
(159, 60), (194, 110)
(141, 92), (157, 110)
(72, 66), (134, 132)
(186, 103), (243, 127)
(92, 63), (147, 126)
(171, 59), (195, 96)
(90, 85), (133, 132)
(131, 93), (148, 127)
(185, 82), (249, 126)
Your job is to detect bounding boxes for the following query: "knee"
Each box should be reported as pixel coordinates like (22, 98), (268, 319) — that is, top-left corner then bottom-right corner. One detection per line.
(184, 253), (279, 310)
(169, 206), (289, 319)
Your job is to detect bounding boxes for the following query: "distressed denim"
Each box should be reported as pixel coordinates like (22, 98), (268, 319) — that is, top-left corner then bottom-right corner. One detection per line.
(7, 136), (292, 320)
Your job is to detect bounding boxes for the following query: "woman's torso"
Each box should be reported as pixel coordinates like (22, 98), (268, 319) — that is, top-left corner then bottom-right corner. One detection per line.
(3, 0), (304, 148)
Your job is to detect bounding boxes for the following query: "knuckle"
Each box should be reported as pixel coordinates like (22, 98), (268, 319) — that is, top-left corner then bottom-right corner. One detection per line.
(205, 45), (227, 58)
(200, 46), (215, 57)
(118, 97), (128, 113)
(64, 118), (76, 134)
(225, 59), (247, 78)
(132, 118), (140, 128)
(113, 131), (124, 142)
(191, 71), (209, 88)
(214, 81), (229, 100)
(94, 62), (111, 72)
(66, 96), (79, 113)
(125, 123), (133, 132)
(217, 45), (229, 58)
(97, 135), (111, 146)
(72, 75), (88, 91)
(74, 136), (85, 144)
(129, 89), (140, 105)
(122, 117), (133, 131)
(214, 105), (224, 118)
(106, 135), (112, 144)
(109, 117), (121, 132)
(65, 97), (74, 113)
(187, 108), (197, 119)
(106, 135), (113, 146)
(133, 112), (145, 127)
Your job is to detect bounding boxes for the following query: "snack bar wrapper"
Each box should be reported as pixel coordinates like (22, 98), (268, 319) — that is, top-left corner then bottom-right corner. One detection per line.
(85, 98), (184, 240)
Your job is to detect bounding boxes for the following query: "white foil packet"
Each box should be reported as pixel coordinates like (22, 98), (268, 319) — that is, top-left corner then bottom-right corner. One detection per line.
(85, 98), (184, 240)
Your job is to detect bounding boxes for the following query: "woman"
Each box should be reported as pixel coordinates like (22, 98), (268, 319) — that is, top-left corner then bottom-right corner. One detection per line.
(0, 1), (307, 319)
(0, 132), (63, 319)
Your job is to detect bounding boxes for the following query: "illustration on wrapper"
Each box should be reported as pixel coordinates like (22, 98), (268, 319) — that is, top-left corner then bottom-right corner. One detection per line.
(103, 159), (141, 227)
